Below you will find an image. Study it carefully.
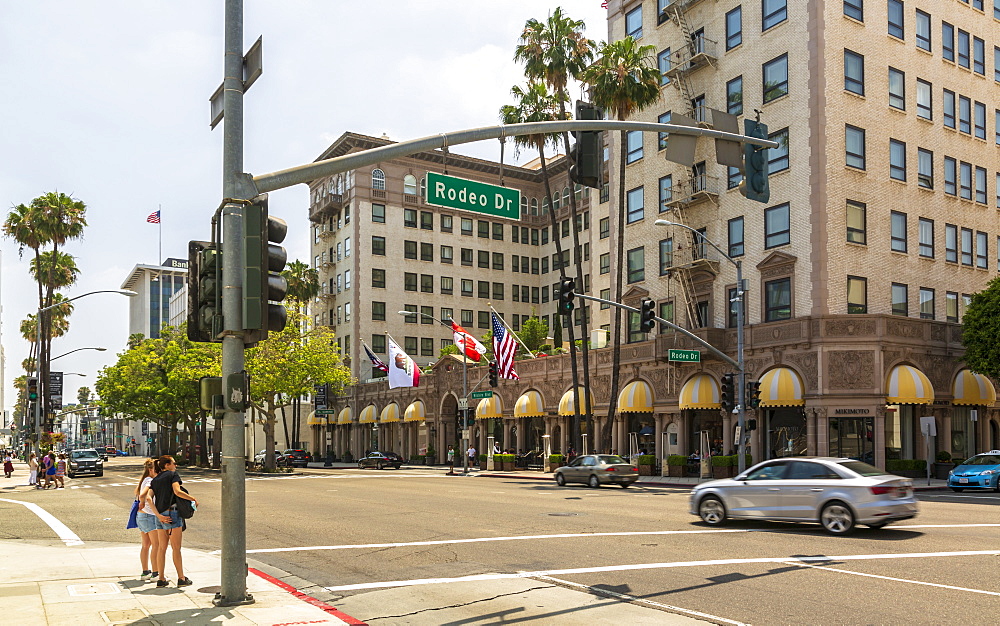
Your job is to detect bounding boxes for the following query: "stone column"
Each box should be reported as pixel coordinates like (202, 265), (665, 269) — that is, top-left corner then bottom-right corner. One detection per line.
(874, 406), (886, 469)
(722, 410), (733, 456)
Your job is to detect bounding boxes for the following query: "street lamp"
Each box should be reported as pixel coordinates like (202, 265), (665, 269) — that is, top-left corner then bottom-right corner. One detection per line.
(33, 289), (137, 456)
(654, 219), (748, 473)
(51, 347), (107, 361)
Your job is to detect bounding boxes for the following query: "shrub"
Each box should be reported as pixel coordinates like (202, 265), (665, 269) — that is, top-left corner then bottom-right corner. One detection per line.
(426, 447), (436, 457)
(549, 454), (565, 463)
(496, 454), (516, 462)
(479, 453), (488, 461)
(711, 455), (732, 468)
(886, 459), (927, 471)
(637, 454), (656, 466)
(935, 450), (952, 463)
(667, 454), (688, 467)
(411, 454), (424, 462)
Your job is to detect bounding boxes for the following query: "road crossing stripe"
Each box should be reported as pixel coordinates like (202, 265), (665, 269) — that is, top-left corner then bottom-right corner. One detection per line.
(788, 561), (1000, 596)
(323, 549), (1000, 592)
(0, 498), (84, 546)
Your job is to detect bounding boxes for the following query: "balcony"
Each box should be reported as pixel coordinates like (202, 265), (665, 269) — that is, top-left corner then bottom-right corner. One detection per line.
(663, 174), (722, 209)
(663, 38), (718, 79)
(309, 192), (344, 223)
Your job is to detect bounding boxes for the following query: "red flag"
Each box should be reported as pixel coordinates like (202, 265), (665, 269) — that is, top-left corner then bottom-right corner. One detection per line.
(451, 321), (486, 362)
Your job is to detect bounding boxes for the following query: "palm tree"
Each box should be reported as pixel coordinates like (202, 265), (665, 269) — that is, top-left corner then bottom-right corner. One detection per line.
(515, 8), (597, 452)
(583, 37), (662, 451)
(280, 259), (321, 446)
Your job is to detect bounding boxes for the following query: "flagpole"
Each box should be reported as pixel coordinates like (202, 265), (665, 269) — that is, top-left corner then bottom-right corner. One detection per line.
(488, 304), (536, 358)
(158, 204), (162, 264)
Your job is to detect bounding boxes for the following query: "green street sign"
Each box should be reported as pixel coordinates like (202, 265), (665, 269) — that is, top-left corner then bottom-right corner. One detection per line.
(668, 349), (701, 363)
(469, 390), (494, 399)
(425, 172), (520, 219)
(315, 409), (336, 416)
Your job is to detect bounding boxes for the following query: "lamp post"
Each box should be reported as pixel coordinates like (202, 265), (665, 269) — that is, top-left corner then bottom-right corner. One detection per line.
(654, 220), (748, 473)
(33, 290), (136, 457)
(51, 347), (107, 361)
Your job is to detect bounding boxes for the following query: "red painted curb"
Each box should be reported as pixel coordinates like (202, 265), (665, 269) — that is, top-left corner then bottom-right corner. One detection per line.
(248, 567), (367, 625)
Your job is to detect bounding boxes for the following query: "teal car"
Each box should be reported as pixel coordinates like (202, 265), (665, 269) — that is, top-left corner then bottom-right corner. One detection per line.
(948, 451), (1000, 492)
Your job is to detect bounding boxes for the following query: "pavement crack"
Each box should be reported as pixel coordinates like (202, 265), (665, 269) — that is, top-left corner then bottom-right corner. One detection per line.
(365, 585), (551, 622)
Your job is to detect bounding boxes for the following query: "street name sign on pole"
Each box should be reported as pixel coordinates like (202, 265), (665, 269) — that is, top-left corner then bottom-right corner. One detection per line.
(425, 172), (520, 219)
(668, 349), (701, 363)
(470, 391), (493, 399)
(315, 409), (336, 416)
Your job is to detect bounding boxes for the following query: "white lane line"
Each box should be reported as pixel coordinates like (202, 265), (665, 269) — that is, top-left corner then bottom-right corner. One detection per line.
(322, 550), (999, 592)
(789, 561), (1000, 596)
(922, 494), (1000, 500)
(0, 498), (84, 546)
(538, 575), (747, 626)
(895, 523), (1000, 529)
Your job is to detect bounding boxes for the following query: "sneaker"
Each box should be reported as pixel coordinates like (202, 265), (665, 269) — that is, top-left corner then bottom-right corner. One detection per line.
(176, 577), (192, 587)
(141, 570), (152, 579)
(156, 579), (170, 588)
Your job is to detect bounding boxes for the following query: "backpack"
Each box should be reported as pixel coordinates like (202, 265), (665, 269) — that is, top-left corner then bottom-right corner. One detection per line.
(174, 486), (195, 519)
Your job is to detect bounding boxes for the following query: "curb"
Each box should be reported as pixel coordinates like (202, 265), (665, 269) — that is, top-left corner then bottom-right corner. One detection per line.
(249, 567), (367, 625)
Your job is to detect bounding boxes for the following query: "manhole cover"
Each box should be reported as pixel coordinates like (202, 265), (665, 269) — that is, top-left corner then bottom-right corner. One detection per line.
(547, 512), (582, 517)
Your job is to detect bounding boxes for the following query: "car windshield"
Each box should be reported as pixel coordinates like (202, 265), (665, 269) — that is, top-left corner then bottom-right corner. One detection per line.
(837, 460), (889, 477)
(599, 455), (627, 465)
(72, 451), (99, 459)
(959, 454), (1000, 466)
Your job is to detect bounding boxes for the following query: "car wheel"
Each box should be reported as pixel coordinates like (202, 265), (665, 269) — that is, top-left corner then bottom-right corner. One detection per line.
(555, 473), (566, 486)
(68, 472), (75, 479)
(358, 462), (364, 469)
(698, 495), (727, 526)
(866, 522), (888, 529)
(950, 487), (964, 493)
(588, 474), (601, 488)
(376, 462), (384, 470)
(97, 471), (104, 477)
(620, 482), (631, 489)
(820, 501), (855, 535)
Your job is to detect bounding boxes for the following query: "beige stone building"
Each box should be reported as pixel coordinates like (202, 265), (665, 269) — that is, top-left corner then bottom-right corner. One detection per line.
(309, 1), (1000, 470)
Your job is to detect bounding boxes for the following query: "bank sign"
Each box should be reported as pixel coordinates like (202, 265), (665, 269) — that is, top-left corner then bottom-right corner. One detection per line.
(425, 172), (520, 220)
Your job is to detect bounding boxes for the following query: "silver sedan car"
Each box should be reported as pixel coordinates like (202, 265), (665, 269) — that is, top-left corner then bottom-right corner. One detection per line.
(689, 457), (918, 535)
(555, 454), (639, 488)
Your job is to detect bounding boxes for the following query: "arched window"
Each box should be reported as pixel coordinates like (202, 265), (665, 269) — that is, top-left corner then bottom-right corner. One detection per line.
(520, 196), (528, 215)
(563, 187), (570, 206)
(420, 177), (426, 199)
(574, 183), (583, 199)
(542, 197), (550, 214)
(403, 174), (417, 195)
(530, 198), (538, 215)
(553, 192), (560, 210)
(372, 169), (386, 191)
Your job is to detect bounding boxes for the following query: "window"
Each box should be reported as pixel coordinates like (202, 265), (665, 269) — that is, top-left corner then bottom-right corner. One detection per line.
(891, 283), (908, 316)
(976, 232), (988, 269)
(419, 305), (433, 324)
(372, 268), (386, 288)
(762, 0), (787, 30)
(726, 76), (743, 116)
(441, 276), (453, 295)
(974, 102), (986, 139)
(960, 161), (973, 199)
(919, 218), (934, 257)
(890, 211), (907, 252)
(915, 10), (931, 51)
(975, 167), (987, 203)
(441, 214), (453, 232)
(460, 218), (473, 236)
(844, 50), (864, 95)
(844, 0), (863, 21)
(461, 279), (473, 297)
(959, 96), (971, 134)
(847, 200), (866, 244)
(973, 37), (985, 75)
(404, 208), (417, 228)
(404, 337), (417, 355)
(600, 288), (611, 310)
(493, 282), (505, 300)
(419, 337), (434, 357)
(945, 224), (958, 262)
(657, 111), (672, 150)
(729, 217), (745, 257)
(658, 48), (672, 86)
(887, 0), (904, 39)
(944, 157), (957, 195)
(943, 90), (956, 128)
(372, 203), (385, 223)
(916, 79), (932, 119)
(492, 252), (504, 270)
(420, 211), (433, 230)
(726, 287), (740, 328)
(728, 166), (742, 189)
(372, 301), (386, 321)
(845, 125), (865, 169)
(996, 109), (1000, 145)
(344, 237), (351, 258)
(599, 217), (610, 239)
(957, 29), (970, 69)
(371, 169), (385, 190)
(404, 273), (417, 291)
(961, 228), (974, 265)
(763, 54), (788, 102)
(946, 292), (959, 322)
(919, 287), (935, 319)
(626, 131), (643, 164)
(769, 128), (789, 173)
(460, 248), (473, 266)
(917, 148), (933, 189)
(404, 240), (417, 260)
(492, 222), (504, 241)
(441, 245), (453, 264)
(371, 335), (386, 354)
(420, 242), (433, 261)
(765, 203), (790, 248)
(626, 186), (644, 223)
(659, 238), (674, 274)
(996, 46), (1000, 82)
(847, 276), (868, 313)
(600, 253), (610, 274)
(477, 281), (489, 299)
(477, 250), (489, 268)
(659, 301), (675, 332)
(478, 220), (489, 238)
(627, 246), (645, 283)
(625, 4), (642, 39)
(765, 278), (792, 321)
(421, 274), (433, 293)
(889, 139), (906, 181)
(372, 236), (386, 256)
(726, 7), (742, 49)
(942, 22), (955, 61)
(888, 68), (904, 109)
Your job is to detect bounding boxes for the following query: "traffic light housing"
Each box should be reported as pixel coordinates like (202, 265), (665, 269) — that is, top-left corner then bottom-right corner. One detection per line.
(489, 361), (498, 387)
(746, 418), (758, 431)
(243, 194), (289, 345)
(720, 373), (735, 413)
(639, 298), (656, 333)
(569, 100), (603, 189)
(188, 240), (222, 342)
(739, 119), (770, 203)
(27, 377), (38, 401)
(558, 278), (575, 315)
(746, 380), (762, 409)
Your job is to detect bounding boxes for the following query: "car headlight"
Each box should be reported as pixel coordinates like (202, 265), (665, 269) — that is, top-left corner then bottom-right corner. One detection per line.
(69, 462), (78, 468)
(948, 470), (954, 477)
(980, 469), (995, 475)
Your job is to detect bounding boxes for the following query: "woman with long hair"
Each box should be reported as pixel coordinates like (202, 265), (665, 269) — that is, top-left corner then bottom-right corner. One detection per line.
(28, 453), (38, 488)
(149, 455), (197, 588)
(134, 458), (162, 580)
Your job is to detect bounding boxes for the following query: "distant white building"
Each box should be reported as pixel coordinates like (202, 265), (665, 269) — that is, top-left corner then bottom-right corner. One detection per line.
(119, 257), (188, 339)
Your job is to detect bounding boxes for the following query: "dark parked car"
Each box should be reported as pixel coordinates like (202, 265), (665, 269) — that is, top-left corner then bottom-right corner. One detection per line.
(358, 451), (403, 470)
(281, 449), (312, 468)
(68, 449), (104, 478)
(251, 449), (286, 468)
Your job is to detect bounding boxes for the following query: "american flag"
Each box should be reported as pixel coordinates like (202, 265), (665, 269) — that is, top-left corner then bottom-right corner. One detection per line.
(146, 210), (160, 224)
(491, 312), (519, 380)
(363, 342), (388, 372)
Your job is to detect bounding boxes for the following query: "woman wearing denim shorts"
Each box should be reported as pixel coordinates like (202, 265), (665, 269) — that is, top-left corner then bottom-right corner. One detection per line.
(149, 455), (197, 588)
(135, 458), (163, 580)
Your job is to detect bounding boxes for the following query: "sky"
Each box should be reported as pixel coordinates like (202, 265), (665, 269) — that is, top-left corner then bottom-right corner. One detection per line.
(0, 1), (609, 415)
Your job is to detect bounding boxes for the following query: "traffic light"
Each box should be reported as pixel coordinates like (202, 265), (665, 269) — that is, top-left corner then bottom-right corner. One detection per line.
(639, 298), (656, 333)
(745, 380), (762, 409)
(558, 278), (576, 314)
(739, 119), (770, 203)
(747, 418), (758, 431)
(569, 100), (604, 189)
(720, 373), (735, 413)
(27, 377), (38, 401)
(489, 361), (498, 388)
(243, 193), (289, 345)
(187, 240), (221, 342)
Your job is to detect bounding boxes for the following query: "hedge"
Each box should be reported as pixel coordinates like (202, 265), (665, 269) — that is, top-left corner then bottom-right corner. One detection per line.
(637, 454), (656, 466)
(667, 454), (688, 467)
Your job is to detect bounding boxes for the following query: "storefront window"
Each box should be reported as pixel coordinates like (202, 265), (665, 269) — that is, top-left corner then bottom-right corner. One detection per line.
(766, 408), (807, 458)
(884, 405), (916, 460)
(829, 416), (874, 464)
(626, 413), (655, 454)
(688, 410), (723, 459)
(951, 407), (975, 462)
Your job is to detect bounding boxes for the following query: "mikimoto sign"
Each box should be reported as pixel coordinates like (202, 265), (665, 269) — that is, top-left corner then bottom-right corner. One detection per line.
(425, 172), (520, 219)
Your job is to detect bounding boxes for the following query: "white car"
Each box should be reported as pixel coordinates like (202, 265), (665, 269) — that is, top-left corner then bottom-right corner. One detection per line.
(689, 457), (917, 535)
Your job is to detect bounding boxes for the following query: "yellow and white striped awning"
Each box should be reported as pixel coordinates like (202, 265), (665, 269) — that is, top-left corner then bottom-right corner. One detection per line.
(306, 411), (327, 426)
(886, 365), (934, 405)
(358, 405), (377, 423)
(476, 395), (503, 419)
(617, 380), (653, 413)
(759, 367), (805, 407)
(952, 369), (997, 406)
(559, 387), (595, 416)
(380, 403), (400, 423)
(514, 390), (545, 418)
(404, 401), (426, 422)
(678, 374), (720, 410)
(337, 406), (353, 425)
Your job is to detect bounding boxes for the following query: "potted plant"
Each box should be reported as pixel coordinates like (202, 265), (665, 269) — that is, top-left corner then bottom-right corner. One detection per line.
(342, 451), (353, 463)
(495, 453), (515, 470)
(667, 455), (687, 477)
(425, 447), (436, 466)
(711, 454), (733, 478)
(637, 454), (656, 476)
(411, 454), (425, 465)
(934, 450), (955, 480)
(479, 453), (488, 470)
(547, 454), (565, 473)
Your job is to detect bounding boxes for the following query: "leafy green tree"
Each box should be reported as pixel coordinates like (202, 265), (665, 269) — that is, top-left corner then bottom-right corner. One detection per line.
(278, 259), (321, 445)
(439, 344), (459, 358)
(519, 315), (549, 354)
(961, 277), (1000, 378)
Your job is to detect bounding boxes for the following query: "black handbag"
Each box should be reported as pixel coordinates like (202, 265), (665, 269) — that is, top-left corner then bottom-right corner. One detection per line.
(174, 486), (195, 519)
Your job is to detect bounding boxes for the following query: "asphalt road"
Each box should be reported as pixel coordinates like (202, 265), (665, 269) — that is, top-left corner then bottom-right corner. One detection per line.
(4, 459), (998, 625)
